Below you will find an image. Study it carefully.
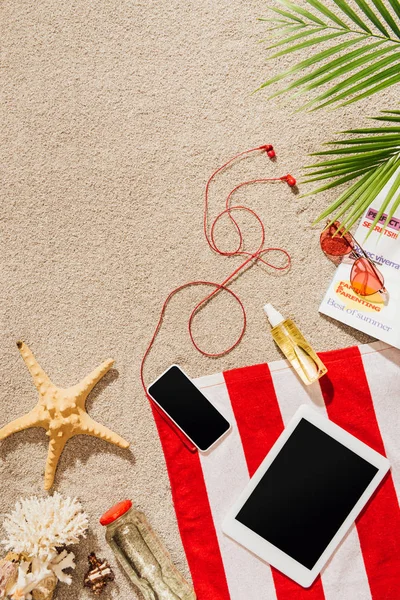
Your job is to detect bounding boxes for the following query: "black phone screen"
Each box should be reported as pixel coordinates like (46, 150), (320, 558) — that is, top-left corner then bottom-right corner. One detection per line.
(148, 366), (230, 451)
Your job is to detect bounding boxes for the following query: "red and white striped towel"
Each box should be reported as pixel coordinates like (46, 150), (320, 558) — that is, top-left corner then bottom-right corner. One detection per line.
(152, 341), (400, 600)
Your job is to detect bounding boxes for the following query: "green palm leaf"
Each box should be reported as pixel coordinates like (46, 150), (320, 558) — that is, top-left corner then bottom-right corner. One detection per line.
(259, 0), (400, 108)
(307, 111), (400, 236)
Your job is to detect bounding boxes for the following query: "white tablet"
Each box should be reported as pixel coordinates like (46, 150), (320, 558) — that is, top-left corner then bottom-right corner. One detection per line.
(222, 405), (390, 588)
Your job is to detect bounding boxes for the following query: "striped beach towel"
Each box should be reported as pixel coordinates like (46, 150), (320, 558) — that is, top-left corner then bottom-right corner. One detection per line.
(153, 341), (400, 600)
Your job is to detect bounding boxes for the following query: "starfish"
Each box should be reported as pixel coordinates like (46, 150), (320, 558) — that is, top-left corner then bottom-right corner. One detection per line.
(0, 342), (130, 490)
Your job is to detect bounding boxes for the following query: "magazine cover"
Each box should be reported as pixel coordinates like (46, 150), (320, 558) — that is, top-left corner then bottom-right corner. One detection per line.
(319, 182), (400, 349)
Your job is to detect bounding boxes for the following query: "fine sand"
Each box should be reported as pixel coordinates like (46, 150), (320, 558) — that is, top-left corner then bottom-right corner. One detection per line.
(1, 1), (398, 598)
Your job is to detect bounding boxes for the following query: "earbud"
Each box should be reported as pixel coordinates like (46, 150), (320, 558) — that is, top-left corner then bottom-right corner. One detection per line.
(259, 144), (276, 159)
(282, 174), (297, 187)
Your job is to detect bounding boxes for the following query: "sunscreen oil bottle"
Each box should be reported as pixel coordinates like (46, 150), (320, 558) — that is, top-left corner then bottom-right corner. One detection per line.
(264, 303), (327, 385)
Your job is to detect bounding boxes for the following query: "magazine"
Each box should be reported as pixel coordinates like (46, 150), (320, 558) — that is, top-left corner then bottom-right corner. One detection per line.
(319, 186), (400, 349)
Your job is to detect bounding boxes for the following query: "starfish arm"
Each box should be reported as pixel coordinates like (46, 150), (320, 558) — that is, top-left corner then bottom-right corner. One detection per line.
(44, 433), (68, 490)
(77, 414), (129, 449)
(17, 341), (52, 392)
(74, 359), (115, 402)
(0, 409), (42, 441)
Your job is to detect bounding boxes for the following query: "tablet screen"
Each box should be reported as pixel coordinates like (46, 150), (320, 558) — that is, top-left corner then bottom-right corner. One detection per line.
(236, 418), (379, 570)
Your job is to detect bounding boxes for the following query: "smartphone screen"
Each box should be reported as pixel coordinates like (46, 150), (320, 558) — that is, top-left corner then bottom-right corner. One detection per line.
(148, 365), (231, 451)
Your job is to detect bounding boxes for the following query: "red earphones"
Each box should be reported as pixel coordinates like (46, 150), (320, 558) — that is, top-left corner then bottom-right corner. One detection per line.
(259, 146), (296, 185)
(140, 145), (297, 450)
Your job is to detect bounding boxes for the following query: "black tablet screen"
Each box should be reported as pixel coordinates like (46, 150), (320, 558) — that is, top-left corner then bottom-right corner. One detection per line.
(236, 418), (378, 569)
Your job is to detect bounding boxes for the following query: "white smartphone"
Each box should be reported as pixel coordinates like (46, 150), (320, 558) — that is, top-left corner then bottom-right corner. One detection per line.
(147, 364), (231, 452)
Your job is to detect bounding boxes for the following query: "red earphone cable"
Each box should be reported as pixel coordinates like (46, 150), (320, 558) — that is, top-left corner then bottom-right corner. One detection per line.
(140, 145), (295, 451)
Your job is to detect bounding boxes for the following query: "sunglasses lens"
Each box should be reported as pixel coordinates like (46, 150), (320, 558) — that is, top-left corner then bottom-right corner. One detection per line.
(320, 222), (353, 257)
(351, 257), (384, 296)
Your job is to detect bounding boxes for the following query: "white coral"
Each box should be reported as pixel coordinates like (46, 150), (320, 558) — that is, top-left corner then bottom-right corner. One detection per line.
(1, 493), (88, 600)
(8, 560), (50, 600)
(8, 553), (76, 600)
(48, 550), (75, 585)
(1, 493), (88, 562)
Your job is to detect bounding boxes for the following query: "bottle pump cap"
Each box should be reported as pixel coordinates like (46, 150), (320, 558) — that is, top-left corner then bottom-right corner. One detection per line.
(263, 303), (285, 328)
(100, 500), (132, 526)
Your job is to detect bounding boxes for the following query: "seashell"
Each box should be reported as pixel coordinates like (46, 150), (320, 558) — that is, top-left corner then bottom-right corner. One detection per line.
(31, 573), (57, 600)
(0, 556), (18, 598)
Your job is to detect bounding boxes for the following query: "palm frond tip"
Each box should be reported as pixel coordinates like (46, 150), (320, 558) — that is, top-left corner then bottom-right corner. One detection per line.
(308, 111), (400, 236)
(260, 0), (400, 109)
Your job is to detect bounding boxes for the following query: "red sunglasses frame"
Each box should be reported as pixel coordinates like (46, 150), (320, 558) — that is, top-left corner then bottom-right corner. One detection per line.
(320, 221), (387, 298)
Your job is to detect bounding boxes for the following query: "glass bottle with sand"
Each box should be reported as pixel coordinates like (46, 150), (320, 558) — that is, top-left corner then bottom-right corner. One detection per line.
(100, 500), (196, 600)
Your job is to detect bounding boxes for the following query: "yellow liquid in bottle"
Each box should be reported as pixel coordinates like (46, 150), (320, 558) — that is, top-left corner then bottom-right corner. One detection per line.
(271, 319), (328, 385)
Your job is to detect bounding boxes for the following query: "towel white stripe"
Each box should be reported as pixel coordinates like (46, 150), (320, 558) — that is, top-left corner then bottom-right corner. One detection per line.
(360, 344), (400, 503)
(197, 374), (277, 600)
(268, 361), (372, 600)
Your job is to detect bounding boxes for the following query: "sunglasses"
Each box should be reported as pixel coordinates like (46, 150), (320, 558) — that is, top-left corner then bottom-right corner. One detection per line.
(320, 221), (387, 298)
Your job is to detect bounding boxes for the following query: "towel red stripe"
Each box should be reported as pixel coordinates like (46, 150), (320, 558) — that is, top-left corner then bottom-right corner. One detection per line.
(152, 404), (231, 600)
(319, 346), (400, 600)
(224, 363), (326, 600)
